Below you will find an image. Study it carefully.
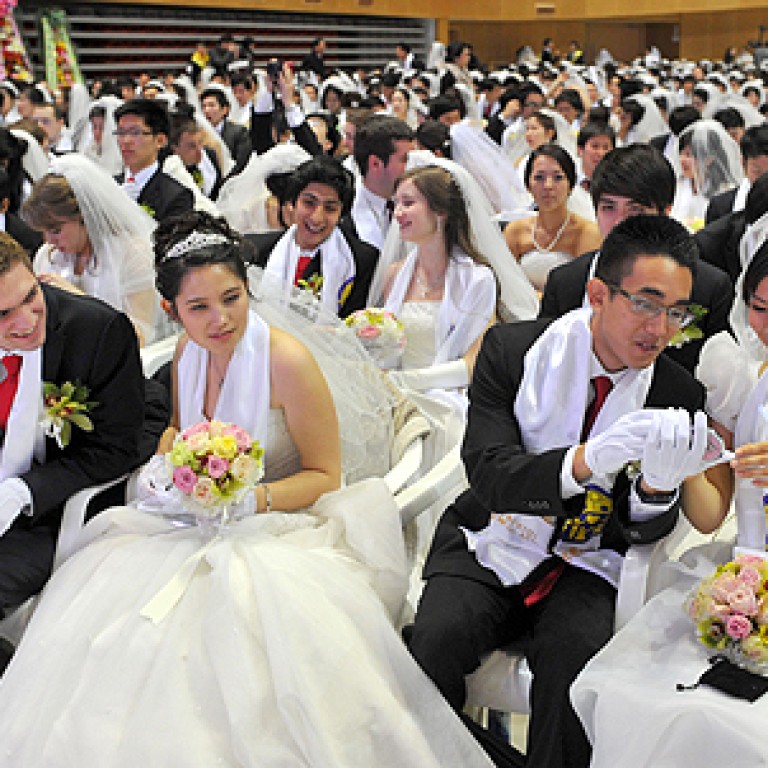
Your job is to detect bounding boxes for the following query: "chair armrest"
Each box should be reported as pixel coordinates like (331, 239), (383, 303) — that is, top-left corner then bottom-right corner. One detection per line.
(394, 444), (467, 526)
(54, 475), (128, 569)
(384, 435), (424, 496)
(140, 333), (179, 377)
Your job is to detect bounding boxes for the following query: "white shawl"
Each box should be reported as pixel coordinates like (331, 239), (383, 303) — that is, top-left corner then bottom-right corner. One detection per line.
(383, 247), (495, 365)
(264, 226), (356, 316)
(177, 310), (270, 450)
(0, 348), (45, 481)
(463, 308), (654, 587)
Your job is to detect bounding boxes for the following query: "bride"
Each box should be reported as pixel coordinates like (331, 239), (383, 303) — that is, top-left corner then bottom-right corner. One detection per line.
(0, 211), (495, 768)
(504, 143), (601, 292)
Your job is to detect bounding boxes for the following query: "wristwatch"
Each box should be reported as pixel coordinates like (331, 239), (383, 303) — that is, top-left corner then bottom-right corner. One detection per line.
(634, 476), (677, 505)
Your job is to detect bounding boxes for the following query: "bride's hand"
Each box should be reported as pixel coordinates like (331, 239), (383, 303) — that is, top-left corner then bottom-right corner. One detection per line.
(732, 440), (768, 486)
(156, 426), (178, 455)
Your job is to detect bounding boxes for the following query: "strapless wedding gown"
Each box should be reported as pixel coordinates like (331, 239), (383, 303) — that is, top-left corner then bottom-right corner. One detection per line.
(0, 409), (493, 768)
(520, 249), (572, 292)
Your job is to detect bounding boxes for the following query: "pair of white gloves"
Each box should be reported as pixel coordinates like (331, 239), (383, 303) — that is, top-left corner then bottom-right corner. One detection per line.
(583, 408), (718, 493)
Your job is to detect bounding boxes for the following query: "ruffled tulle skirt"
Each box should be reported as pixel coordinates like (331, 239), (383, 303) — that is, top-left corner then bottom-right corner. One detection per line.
(0, 480), (492, 768)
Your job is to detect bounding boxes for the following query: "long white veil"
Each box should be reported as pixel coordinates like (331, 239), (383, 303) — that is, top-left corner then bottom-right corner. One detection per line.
(47, 154), (158, 341)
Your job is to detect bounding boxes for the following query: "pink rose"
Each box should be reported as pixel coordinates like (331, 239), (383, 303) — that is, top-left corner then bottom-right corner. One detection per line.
(181, 422), (209, 440)
(711, 573), (741, 602)
(192, 476), (217, 507)
(725, 613), (753, 641)
(738, 565), (761, 589)
(225, 426), (252, 452)
(173, 465), (197, 495)
(206, 455), (229, 479)
(357, 325), (381, 340)
(729, 586), (759, 616)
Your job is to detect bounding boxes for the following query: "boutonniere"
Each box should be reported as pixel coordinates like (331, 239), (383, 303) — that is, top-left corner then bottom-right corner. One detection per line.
(669, 304), (708, 349)
(140, 203), (156, 219)
(41, 380), (97, 448)
(297, 273), (324, 298)
(191, 168), (204, 188)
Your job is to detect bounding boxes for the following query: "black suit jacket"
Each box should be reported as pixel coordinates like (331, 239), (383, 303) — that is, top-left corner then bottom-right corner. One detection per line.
(423, 319), (705, 587)
(705, 188), (738, 225)
(694, 210), (745, 287)
(220, 120), (253, 175)
(649, 133), (670, 153)
(246, 217), (379, 319)
(116, 168), (194, 223)
(20, 286), (149, 526)
(484, 114), (508, 146)
(539, 249), (734, 374)
(4, 213), (43, 256)
(249, 109), (323, 158)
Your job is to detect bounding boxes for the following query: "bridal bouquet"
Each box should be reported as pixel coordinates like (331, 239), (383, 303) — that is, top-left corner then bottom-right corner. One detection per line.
(345, 308), (406, 368)
(168, 420), (264, 519)
(687, 554), (768, 672)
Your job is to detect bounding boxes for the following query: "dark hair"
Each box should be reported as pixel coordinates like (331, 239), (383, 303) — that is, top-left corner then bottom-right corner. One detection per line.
(524, 143), (577, 190)
(353, 115), (413, 176)
(168, 111), (199, 148)
(114, 98), (170, 136)
(446, 41), (471, 64)
(18, 85), (46, 107)
(0, 231), (32, 275)
(428, 94), (464, 122)
(321, 84), (344, 112)
(306, 111), (341, 155)
(577, 121), (615, 149)
(381, 72), (401, 89)
(200, 88), (229, 111)
(743, 238), (768, 304)
(620, 98), (645, 128)
(0, 127), (26, 213)
(527, 110), (556, 139)
(587, 105), (611, 126)
(230, 74), (253, 90)
(153, 211), (249, 303)
(498, 87), (521, 111)
(396, 165), (486, 267)
(0, 166), (10, 205)
(88, 104), (106, 122)
(285, 155), (355, 216)
(668, 105), (701, 136)
(591, 144), (675, 213)
(554, 88), (583, 115)
(714, 107), (744, 131)
(397, 42), (412, 54)
(692, 86), (711, 104)
(415, 120), (451, 158)
(741, 124), (768, 159)
(596, 214), (697, 287)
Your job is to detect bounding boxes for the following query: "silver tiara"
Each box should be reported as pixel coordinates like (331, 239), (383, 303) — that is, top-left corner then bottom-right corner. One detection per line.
(163, 232), (230, 261)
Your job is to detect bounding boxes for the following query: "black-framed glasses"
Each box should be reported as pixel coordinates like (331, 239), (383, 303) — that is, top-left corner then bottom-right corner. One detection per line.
(606, 283), (694, 329)
(113, 129), (153, 139)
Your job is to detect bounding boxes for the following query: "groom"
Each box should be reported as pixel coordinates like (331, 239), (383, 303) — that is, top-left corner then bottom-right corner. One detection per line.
(0, 234), (158, 621)
(406, 215), (728, 768)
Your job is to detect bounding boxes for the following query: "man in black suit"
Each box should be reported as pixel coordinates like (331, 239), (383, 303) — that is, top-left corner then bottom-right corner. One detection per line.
(256, 155), (378, 319)
(114, 98), (194, 223)
(0, 233), (166, 617)
(706, 123), (768, 225)
(301, 37), (327, 80)
(201, 87), (252, 176)
(407, 215), (729, 768)
(0, 167), (42, 256)
(169, 111), (223, 201)
(540, 144), (733, 374)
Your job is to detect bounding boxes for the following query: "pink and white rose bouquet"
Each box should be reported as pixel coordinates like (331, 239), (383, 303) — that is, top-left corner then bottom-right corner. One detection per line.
(687, 554), (768, 670)
(345, 308), (406, 368)
(168, 420), (264, 518)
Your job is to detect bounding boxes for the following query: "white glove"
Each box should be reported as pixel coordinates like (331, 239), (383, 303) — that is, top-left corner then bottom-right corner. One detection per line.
(583, 410), (660, 477)
(0, 478), (32, 537)
(641, 409), (708, 493)
(387, 360), (469, 392)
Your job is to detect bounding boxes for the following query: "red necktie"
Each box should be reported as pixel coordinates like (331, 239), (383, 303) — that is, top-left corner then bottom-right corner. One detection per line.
(581, 375), (612, 441)
(0, 355), (22, 428)
(294, 255), (313, 286)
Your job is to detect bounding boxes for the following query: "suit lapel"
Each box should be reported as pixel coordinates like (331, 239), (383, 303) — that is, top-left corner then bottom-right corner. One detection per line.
(41, 285), (64, 383)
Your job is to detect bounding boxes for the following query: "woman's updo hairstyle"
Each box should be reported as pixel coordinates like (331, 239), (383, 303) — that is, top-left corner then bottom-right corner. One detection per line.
(742, 239), (768, 305)
(154, 210), (252, 303)
(22, 174), (80, 231)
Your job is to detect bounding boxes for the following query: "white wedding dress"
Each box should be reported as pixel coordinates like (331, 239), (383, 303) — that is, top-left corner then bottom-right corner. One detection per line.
(0, 314), (493, 768)
(519, 249), (572, 292)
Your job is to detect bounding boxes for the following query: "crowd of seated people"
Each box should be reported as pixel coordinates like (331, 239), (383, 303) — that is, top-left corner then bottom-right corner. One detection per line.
(0, 34), (767, 766)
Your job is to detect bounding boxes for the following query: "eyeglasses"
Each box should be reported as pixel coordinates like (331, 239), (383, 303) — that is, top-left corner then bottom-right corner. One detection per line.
(606, 284), (694, 329)
(113, 129), (154, 139)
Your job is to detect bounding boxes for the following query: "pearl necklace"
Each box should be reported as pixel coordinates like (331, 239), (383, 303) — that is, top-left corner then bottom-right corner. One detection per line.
(530, 211), (571, 254)
(414, 267), (445, 298)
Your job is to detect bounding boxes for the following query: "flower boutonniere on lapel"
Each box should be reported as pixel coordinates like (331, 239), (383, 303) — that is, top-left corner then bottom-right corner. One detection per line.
(140, 203), (156, 219)
(669, 304), (708, 349)
(191, 167), (204, 189)
(297, 273), (324, 298)
(41, 381), (98, 448)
